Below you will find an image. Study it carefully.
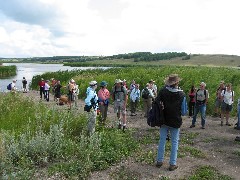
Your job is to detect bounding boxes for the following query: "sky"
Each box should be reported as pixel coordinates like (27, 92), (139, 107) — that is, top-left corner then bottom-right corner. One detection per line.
(0, 0), (240, 58)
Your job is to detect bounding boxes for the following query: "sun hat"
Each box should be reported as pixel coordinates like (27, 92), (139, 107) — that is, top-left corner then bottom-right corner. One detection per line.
(123, 79), (127, 82)
(115, 79), (123, 84)
(164, 74), (181, 86)
(70, 79), (75, 83)
(89, 80), (97, 86)
(100, 81), (108, 87)
(200, 82), (206, 87)
(149, 79), (155, 83)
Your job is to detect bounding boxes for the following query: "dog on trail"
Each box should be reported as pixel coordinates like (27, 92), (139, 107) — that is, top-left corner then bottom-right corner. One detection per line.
(57, 95), (69, 105)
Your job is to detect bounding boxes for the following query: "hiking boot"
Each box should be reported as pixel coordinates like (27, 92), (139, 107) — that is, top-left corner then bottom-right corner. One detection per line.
(221, 121), (223, 126)
(226, 123), (231, 126)
(190, 125), (195, 128)
(122, 125), (126, 132)
(168, 165), (178, 171)
(156, 162), (163, 168)
(201, 126), (205, 129)
(212, 113), (218, 117)
(118, 123), (122, 129)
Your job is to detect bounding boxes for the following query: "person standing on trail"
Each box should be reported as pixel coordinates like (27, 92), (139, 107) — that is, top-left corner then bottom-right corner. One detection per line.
(190, 82), (209, 129)
(67, 79), (75, 109)
(22, 77), (27, 93)
(44, 80), (50, 102)
(220, 83), (234, 126)
(156, 74), (187, 171)
(129, 84), (140, 116)
(149, 79), (157, 97)
(38, 78), (45, 99)
(72, 81), (79, 108)
(188, 85), (196, 118)
(98, 81), (110, 124)
(142, 83), (155, 117)
(112, 79), (128, 131)
(54, 80), (62, 104)
(213, 81), (225, 117)
(84, 81), (98, 135)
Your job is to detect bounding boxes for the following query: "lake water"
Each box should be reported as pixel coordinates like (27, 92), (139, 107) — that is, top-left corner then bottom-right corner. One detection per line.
(0, 63), (101, 92)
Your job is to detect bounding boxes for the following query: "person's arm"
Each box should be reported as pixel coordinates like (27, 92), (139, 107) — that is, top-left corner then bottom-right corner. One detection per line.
(181, 96), (188, 116)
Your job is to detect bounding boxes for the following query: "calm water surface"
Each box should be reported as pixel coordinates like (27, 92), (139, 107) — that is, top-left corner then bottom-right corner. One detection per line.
(0, 63), (100, 91)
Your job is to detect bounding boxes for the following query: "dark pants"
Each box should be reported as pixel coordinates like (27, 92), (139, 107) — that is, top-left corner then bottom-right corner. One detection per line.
(189, 101), (195, 116)
(44, 90), (50, 101)
(40, 86), (44, 99)
(130, 100), (139, 114)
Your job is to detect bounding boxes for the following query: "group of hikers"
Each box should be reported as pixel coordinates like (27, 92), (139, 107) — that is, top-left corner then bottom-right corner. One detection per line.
(8, 74), (240, 171)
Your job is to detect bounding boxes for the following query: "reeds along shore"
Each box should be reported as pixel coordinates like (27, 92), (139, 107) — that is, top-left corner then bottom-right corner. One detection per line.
(0, 65), (17, 77)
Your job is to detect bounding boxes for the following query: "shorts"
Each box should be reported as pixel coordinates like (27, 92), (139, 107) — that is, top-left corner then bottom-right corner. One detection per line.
(114, 101), (126, 115)
(221, 101), (233, 112)
(215, 98), (222, 108)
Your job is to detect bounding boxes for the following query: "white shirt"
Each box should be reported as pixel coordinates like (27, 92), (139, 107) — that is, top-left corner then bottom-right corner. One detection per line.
(221, 90), (234, 105)
(11, 82), (16, 91)
(45, 83), (50, 91)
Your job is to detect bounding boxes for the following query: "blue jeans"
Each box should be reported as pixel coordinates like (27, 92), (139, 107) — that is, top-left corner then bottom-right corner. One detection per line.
(192, 104), (206, 127)
(157, 125), (180, 165)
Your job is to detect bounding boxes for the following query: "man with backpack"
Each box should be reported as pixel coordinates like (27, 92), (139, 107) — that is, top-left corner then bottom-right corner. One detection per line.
(156, 74), (187, 171)
(84, 81), (98, 135)
(190, 82), (209, 129)
(112, 79), (128, 131)
(220, 83), (234, 126)
(22, 77), (27, 93)
(142, 83), (155, 117)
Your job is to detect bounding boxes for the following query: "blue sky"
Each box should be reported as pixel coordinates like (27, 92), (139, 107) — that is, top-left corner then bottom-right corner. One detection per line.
(0, 0), (239, 57)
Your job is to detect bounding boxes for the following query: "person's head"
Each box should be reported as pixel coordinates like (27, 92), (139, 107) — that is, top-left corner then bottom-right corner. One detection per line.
(122, 79), (127, 85)
(70, 79), (75, 84)
(200, 82), (206, 90)
(149, 79), (155, 85)
(164, 74), (181, 88)
(89, 80), (98, 89)
(191, 85), (195, 92)
(23, 77), (25, 79)
(135, 84), (140, 89)
(226, 83), (232, 90)
(57, 80), (60, 84)
(13, 79), (16, 83)
(220, 80), (225, 89)
(115, 79), (123, 87)
(100, 81), (108, 88)
(131, 80), (135, 84)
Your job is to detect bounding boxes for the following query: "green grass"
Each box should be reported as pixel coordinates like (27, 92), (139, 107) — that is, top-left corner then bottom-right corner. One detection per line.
(0, 93), (139, 179)
(31, 65), (240, 116)
(180, 146), (206, 158)
(110, 166), (141, 180)
(188, 165), (233, 180)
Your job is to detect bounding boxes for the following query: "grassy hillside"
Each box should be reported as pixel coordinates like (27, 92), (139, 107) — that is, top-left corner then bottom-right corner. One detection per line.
(64, 54), (240, 68)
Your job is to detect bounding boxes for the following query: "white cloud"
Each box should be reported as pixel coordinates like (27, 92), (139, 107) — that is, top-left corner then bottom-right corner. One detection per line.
(0, 0), (240, 57)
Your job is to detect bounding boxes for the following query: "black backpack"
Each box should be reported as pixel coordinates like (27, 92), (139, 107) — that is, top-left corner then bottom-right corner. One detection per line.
(142, 88), (150, 99)
(147, 100), (165, 127)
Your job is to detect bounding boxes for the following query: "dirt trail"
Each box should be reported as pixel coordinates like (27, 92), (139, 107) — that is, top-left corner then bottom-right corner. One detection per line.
(23, 91), (240, 179)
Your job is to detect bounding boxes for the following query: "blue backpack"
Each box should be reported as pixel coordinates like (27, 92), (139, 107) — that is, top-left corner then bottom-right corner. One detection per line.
(7, 83), (12, 90)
